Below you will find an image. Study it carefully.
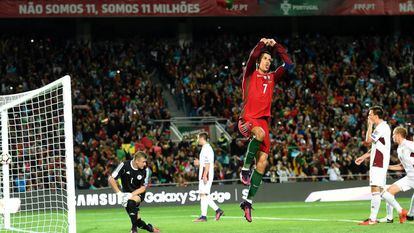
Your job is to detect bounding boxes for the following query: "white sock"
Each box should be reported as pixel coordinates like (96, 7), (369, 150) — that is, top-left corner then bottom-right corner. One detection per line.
(200, 195), (208, 217)
(382, 191), (402, 213)
(207, 195), (219, 211)
(244, 198), (252, 204)
(369, 192), (382, 221)
(408, 193), (414, 216)
(386, 202), (394, 220)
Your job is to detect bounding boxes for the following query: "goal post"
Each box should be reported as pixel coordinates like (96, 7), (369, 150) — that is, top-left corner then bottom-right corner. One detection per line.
(0, 75), (76, 233)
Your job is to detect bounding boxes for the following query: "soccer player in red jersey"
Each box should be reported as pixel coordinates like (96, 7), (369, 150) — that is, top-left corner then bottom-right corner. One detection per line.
(238, 38), (293, 222)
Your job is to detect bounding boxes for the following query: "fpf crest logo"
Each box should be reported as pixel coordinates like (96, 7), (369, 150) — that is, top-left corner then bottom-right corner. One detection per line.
(281, 0), (292, 15)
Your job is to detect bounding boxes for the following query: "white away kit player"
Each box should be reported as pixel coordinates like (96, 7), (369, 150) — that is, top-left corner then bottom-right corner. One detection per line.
(380, 126), (414, 223)
(193, 132), (224, 222)
(355, 106), (391, 225)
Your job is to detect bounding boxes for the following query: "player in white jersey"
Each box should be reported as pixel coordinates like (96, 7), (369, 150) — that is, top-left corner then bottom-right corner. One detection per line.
(409, 133), (414, 222)
(380, 126), (412, 223)
(355, 106), (391, 225)
(193, 132), (224, 222)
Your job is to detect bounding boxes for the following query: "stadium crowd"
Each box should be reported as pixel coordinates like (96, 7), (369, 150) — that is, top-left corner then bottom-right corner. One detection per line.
(1, 34), (413, 190)
(155, 34), (414, 183)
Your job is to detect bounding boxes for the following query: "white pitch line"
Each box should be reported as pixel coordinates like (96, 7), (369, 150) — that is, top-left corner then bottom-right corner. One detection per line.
(254, 202), (368, 209)
(77, 215), (360, 224)
(192, 215), (414, 224)
(190, 215), (361, 223)
(251, 200), (411, 209)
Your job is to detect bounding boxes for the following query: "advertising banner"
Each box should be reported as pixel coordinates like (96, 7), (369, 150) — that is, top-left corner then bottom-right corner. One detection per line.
(275, 0), (324, 16)
(75, 184), (248, 209)
(0, 0), (253, 17)
(74, 180), (413, 209)
(385, 0), (414, 15)
(0, 0), (413, 18)
(11, 180), (412, 210)
(333, 0), (385, 15)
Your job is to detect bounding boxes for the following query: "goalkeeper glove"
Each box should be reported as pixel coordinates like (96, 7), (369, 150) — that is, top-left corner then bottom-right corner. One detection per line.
(117, 191), (132, 207)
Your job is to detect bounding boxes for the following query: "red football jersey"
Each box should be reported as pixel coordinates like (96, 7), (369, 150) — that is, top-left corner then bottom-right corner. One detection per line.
(240, 41), (289, 119)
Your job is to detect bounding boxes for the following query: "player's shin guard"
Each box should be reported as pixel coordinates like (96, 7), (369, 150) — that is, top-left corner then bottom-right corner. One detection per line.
(200, 194), (208, 217)
(382, 191), (402, 213)
(243, 138), (261, 169)
(369, 192), (381, 221)
(207, 194), (219, 211)
(247, 170), (263, 200)
(126, 200), (139, 227)
(409, 193), (414, 217)
(386, 202), (394, 220)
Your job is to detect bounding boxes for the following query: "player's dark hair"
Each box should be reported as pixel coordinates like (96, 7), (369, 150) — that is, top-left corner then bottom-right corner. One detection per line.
(134, 151), (147, 161)
(198, 132), (209, 141)
(394, 126), (407, 138)
(369, 106), (384, 118)
(256, 50), (272, 65)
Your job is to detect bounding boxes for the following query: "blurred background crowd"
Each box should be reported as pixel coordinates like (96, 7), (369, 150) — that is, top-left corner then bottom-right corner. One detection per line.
(2, 24), (413, 190)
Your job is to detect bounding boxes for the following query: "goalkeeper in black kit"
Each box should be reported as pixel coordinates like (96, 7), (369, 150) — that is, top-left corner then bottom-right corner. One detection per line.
(109, 151), (160, 233)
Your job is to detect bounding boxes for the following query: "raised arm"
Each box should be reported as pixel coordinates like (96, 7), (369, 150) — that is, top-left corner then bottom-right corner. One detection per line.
(268, 39), (293, 79)
(365, 119), (374, 144)
(244, 38), (267, 78)
(271, 41), (293, 70)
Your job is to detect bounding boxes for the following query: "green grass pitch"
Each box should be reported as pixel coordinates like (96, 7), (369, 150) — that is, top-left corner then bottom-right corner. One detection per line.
(77, 198), (414, 233)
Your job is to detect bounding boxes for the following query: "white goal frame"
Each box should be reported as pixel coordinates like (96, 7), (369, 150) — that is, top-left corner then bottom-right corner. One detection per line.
(0, 75), (76, 233)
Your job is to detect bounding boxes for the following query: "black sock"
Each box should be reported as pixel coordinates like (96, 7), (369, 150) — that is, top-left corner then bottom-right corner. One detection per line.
(137, 219), (153, 232)
(126, 200), (139, 228)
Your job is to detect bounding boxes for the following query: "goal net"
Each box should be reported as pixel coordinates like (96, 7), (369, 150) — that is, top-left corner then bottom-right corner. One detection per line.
(0, 75), (76, 233)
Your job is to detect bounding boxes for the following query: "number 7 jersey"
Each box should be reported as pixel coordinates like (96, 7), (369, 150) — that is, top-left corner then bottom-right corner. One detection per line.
(240, 68), (284, 119)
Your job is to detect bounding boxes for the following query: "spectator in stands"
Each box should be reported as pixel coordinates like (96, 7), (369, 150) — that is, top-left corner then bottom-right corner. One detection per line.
(2, 34), (413, 189)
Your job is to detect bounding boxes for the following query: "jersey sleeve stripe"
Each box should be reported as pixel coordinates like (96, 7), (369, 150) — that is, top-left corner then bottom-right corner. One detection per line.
(144, 168), (150, 187)
(111, 162), (124, 178)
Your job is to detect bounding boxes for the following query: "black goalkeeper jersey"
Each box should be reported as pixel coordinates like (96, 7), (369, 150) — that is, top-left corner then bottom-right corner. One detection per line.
(111, 160), (149, 193)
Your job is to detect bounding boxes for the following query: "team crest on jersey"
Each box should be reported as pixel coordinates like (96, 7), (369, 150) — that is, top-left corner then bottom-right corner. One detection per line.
(257, 74), (270, 80)
(137, 175), (142, 180)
